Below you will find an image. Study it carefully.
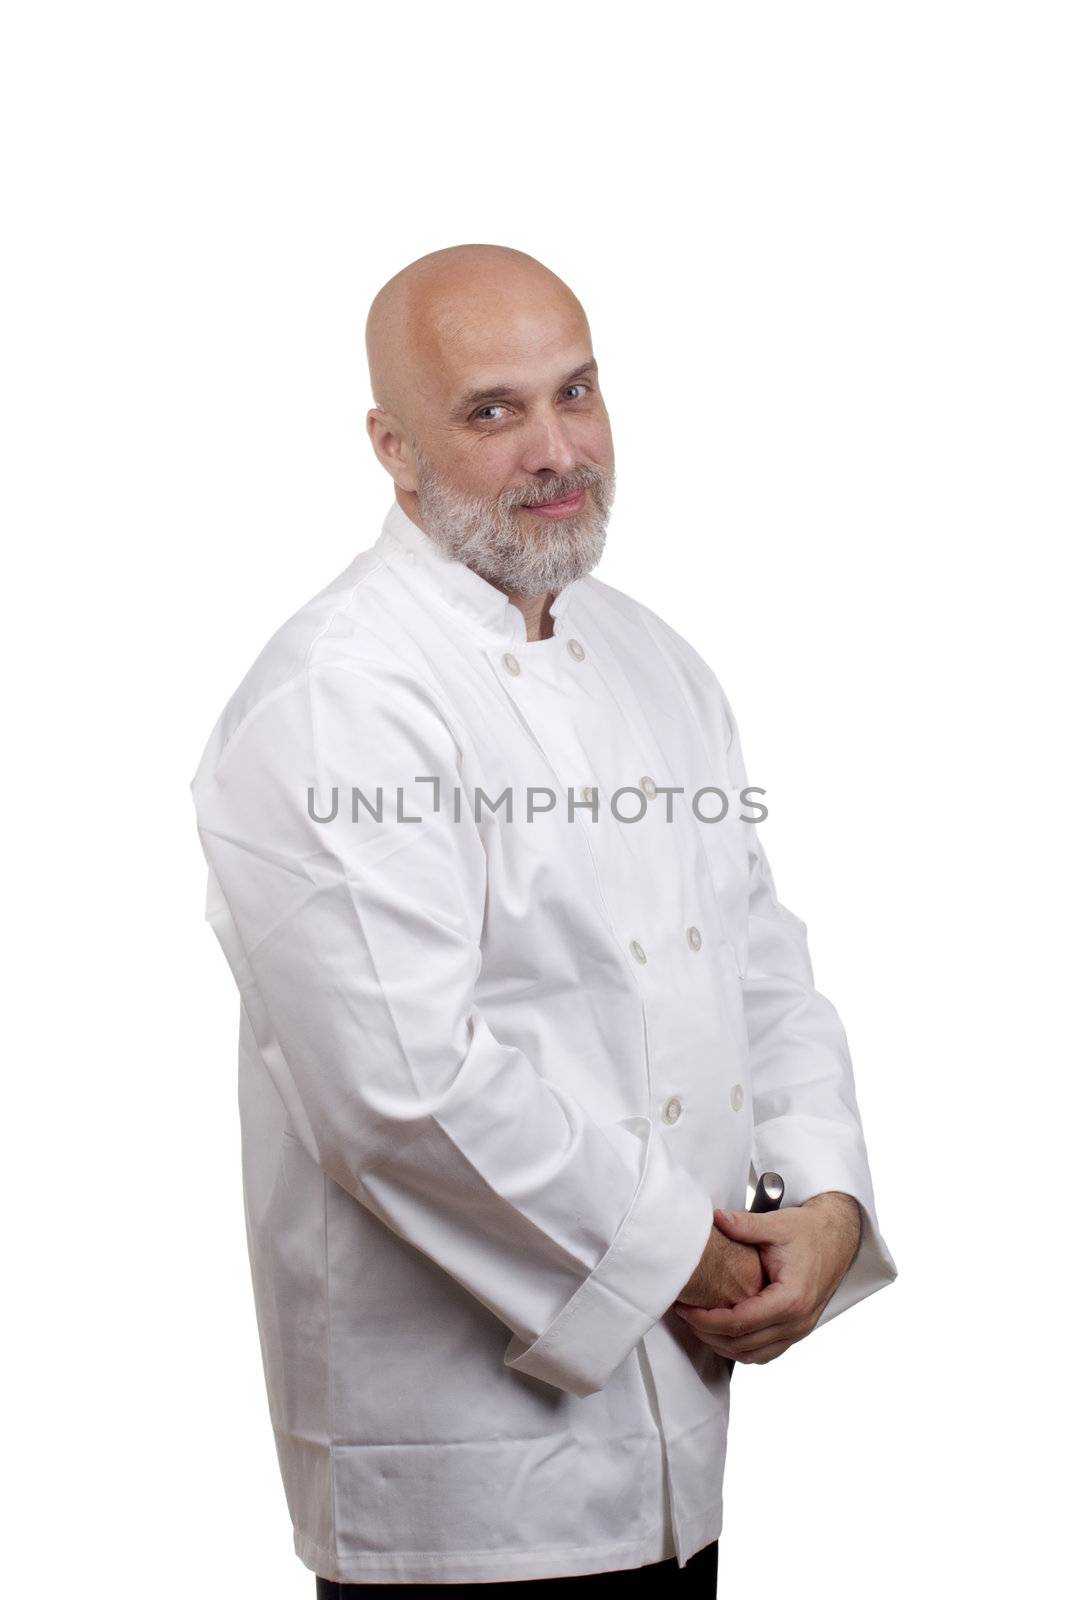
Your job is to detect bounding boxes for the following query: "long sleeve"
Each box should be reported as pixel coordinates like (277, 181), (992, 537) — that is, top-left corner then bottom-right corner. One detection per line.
(192, 660), (714, 1397)
(722, 693), (898, 1327)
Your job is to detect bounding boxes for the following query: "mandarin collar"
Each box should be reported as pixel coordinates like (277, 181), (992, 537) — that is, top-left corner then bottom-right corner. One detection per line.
(374, 498), (583, 647)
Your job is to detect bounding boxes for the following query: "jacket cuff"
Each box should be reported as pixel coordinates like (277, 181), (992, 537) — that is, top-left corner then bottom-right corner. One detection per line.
(751, 1114), (898, 1328)
(502, 1120), (714, 1398)
(814, 1194), (898, 1328)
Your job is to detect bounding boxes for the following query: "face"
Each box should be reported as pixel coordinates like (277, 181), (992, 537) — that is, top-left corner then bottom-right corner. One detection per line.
(405, 295), (616, 596)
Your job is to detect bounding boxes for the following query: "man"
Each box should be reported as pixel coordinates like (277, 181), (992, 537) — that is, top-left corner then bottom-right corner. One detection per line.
(191, 243), (897, 1594)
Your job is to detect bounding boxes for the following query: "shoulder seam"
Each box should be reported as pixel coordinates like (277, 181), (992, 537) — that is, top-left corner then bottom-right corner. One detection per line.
(301, 554), (386, 673)
(202, 557), (390, 775)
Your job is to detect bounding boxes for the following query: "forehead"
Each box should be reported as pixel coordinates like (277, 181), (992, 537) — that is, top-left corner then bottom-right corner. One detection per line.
(418, 289), (591, 409)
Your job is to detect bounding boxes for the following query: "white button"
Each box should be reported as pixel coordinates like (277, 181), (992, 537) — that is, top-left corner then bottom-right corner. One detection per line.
(640, 775), (657, 798)
(686, 925), (702, 951)
(629, 938), (647, 964)
(567, 638), (586, 661)
(502, 652), (521, 675)
(581, 785), (595, 804)
(661, 1096), (682, 1125)
(730, 1083), (744, 1112)
(404, 549), (417, 563)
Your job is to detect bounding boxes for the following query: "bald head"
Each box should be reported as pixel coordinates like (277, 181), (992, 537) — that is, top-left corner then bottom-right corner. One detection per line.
(363, 243), (615, 621)
(365, 244), (588, 433)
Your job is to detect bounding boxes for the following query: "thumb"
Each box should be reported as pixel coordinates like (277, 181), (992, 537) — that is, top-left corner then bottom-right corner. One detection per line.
(713, 1205), (782, 1244)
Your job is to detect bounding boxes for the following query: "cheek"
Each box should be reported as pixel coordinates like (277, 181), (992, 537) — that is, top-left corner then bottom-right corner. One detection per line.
(458, 435), (524, 488)
(585, 414), (614, 467)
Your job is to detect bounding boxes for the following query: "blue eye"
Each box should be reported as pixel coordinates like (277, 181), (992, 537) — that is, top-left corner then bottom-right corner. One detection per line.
(471, 383), (592, 425)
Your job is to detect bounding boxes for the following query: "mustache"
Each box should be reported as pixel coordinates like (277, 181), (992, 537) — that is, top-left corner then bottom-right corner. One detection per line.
(507, 467), (604, 509)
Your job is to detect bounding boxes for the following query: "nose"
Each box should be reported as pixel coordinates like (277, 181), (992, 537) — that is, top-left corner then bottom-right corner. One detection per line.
(519, 407), (581, 480)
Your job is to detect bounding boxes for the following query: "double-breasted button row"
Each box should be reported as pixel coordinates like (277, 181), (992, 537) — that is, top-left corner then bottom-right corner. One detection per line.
(501, 640), (585, 675)
(580, 776), (660, 799)
(580, 781), (659, 804)
(628, 926), (705, 962)
(661, 1086), (742, 1125)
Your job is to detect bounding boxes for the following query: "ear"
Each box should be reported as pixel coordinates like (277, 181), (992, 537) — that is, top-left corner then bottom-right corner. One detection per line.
(366, 408), (418, 492)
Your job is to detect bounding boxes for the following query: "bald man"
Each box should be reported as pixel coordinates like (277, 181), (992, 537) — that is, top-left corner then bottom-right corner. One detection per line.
(191, 244), (897, 1595)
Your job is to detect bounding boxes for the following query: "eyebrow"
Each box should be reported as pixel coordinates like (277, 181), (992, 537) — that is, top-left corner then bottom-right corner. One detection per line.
(451, 359), (599, 418)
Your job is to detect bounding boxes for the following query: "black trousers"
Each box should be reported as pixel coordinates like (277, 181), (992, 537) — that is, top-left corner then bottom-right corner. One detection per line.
(315, 1539), (718, 1595)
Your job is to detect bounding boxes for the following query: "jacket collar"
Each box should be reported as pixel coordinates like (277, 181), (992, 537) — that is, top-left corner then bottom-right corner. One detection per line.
(375, 498), (582, 646)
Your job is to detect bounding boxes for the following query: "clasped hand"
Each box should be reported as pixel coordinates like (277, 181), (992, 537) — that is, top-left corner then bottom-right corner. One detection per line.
(673, 1192), (862, 1365)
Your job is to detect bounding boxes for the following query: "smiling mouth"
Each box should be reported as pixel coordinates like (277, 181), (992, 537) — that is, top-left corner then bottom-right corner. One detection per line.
(520, 488), (586, 516)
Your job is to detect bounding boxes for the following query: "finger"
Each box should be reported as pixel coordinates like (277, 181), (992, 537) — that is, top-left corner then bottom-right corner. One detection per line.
(740, 1338), (794, 1365)
(712, 1205), (793, 1246)
(690, 1327), (797, 1362)
(690, 1319), (796, 1354)
(675, 1280), (795, 1336)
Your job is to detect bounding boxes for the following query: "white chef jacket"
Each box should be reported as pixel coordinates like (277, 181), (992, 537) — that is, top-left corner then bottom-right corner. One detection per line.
(191, 498), (897, 1586)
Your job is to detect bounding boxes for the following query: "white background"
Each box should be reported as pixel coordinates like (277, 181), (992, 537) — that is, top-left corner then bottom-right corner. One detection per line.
(4, 4), (1063, 1595)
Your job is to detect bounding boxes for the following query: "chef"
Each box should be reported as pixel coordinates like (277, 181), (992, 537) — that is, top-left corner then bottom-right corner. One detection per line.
(191, 243), (897, 1594)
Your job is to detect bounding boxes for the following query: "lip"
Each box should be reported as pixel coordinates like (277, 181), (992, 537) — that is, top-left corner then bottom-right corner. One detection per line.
(521, 488), (586, 518)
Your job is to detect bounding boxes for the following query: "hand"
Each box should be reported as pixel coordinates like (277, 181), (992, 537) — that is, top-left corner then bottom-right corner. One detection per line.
(672, 1191), (862, 1365)
(676, 1220), (767, 1311)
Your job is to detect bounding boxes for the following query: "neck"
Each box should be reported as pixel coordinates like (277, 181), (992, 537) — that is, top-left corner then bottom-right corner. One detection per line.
(508, 589), (557, 641)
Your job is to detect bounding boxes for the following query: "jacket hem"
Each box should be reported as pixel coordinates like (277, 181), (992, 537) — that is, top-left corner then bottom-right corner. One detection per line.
(293, 1515), (720, 1585)
(673, 1504), (724, 1568)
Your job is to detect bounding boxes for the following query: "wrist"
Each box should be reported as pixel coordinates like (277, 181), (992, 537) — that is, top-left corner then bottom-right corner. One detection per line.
(804, 1190), (860, 1218)
(804, 1190), (862, 1248)
(679, 1224), (720, 1304)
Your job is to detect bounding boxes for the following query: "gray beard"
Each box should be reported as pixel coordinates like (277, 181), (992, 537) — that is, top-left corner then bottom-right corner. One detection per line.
(412, 449), (615, 596)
